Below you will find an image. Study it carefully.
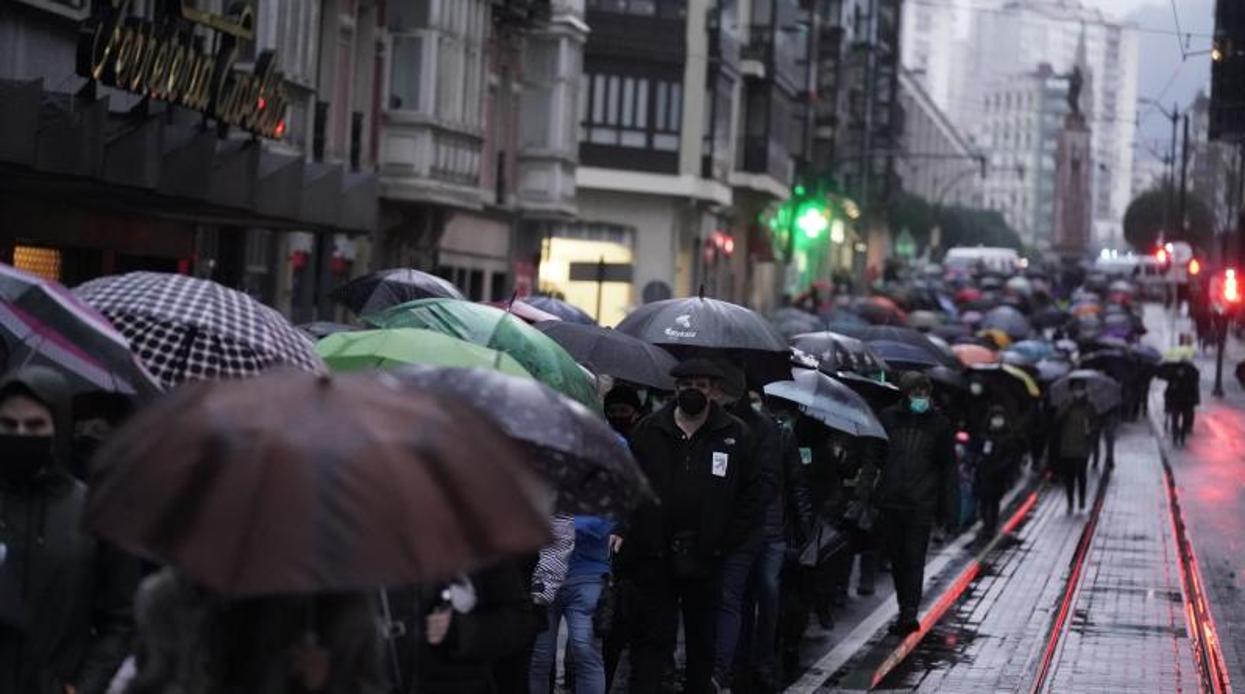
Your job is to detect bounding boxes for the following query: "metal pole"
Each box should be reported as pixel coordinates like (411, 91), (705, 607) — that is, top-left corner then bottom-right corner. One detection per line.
(1179, 113), (1190, 241)
(1213, 311), (1227, 397)
(595, 256), (605, 322)
(1168, 105), (1179, 237)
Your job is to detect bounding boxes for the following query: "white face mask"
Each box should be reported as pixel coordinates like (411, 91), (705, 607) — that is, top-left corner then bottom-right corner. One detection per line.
(990, 416), (1005, 429)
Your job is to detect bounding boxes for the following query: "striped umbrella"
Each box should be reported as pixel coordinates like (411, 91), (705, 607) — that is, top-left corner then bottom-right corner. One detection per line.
(75, 272), (325, 390)
(0, 263), (158, 396)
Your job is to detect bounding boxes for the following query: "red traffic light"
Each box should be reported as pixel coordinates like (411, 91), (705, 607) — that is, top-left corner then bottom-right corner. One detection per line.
(1155, 247), (1169, 265)
(1225, 268), (1241, 304)
(1188, 258), (1201, 276)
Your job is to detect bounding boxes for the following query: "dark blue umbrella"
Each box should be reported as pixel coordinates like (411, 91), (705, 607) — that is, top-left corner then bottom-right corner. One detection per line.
(531, 321), (677, 391)
(869, 340), (942, 371)
(1035, 358), (1072, 383)
(525, 295), (597, 325)
(764, 368), (888, 440)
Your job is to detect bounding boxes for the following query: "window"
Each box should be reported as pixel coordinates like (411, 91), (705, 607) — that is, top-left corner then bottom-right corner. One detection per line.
(584, 71), (681, 151)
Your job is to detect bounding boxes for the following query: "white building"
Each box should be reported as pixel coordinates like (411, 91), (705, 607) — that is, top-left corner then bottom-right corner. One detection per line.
(980, 64), (1070, 250)
(895, 70), (982, 210)
(901, 0), (1140, 252)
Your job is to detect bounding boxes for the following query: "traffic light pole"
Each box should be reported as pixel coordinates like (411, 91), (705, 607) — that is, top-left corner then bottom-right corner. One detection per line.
(1214, 311), (1227, 398)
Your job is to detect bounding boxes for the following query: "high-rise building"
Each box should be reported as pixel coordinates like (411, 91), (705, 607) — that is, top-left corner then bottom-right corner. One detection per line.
(979, 64), (1070, 251)
(901, 0), (1140, 252)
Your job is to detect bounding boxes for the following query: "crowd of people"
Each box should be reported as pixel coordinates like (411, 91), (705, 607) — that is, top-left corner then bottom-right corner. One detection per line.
(0, 259), (1215, 694)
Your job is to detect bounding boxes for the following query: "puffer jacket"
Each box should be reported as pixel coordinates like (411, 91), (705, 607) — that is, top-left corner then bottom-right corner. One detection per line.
(873, 403), (957, 521)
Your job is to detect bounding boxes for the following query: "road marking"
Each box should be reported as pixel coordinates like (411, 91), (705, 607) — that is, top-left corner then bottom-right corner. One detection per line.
(785, 477), (1040, 693)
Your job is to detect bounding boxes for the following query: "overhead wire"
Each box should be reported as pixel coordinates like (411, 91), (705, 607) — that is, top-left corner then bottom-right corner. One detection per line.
(900, 0), (1213, 40)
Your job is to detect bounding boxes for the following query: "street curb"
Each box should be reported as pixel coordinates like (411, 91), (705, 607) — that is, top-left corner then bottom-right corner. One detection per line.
(1147, 412), (1234, 694)
(787, 471), (1046, 692)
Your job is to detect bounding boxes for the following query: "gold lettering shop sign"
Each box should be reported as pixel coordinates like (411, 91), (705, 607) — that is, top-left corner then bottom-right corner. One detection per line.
(76, 0), (289, 139)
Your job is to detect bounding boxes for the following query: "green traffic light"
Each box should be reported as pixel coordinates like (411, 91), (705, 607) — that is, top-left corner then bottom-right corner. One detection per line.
(796, 205), (829, 239)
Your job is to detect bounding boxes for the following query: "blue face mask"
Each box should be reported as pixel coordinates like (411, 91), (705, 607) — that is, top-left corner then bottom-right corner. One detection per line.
(909, 396), (931, 414)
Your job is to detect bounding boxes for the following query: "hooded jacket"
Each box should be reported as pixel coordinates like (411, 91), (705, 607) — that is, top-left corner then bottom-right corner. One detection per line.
(0, 367), (138, 694)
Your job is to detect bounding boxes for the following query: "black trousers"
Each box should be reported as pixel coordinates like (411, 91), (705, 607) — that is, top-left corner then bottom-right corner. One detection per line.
(1061, 456), (1088, 509)
(879, 511), (933, 619)
(629, 562), (719, 693)
(1173, 406), (1195, 445)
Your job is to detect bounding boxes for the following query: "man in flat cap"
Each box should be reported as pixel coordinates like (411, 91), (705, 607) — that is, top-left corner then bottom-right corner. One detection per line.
(616, 358), (759, 693)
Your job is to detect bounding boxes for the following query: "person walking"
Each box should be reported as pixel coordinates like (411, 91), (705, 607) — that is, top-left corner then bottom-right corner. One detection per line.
(1051, 381), (1094, 512)
(873, 372), (957, 636)
(618, 359), (759, 694)
(529, 516), (615, 694)
(0, 366), (139, 694)
(972, 406), (1021, 538)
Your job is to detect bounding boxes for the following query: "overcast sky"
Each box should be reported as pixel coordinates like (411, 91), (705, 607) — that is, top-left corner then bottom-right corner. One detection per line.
(1088, 0), (1217, 162)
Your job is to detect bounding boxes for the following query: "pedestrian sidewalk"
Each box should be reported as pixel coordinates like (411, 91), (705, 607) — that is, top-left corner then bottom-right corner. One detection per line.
(1041, 422), (1199, 693)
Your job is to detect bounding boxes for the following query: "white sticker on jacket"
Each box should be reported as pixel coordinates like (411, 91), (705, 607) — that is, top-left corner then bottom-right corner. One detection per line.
(799, 447), (813, 465)
(983, 441), (994, 455)
(712, 451), (729, 477)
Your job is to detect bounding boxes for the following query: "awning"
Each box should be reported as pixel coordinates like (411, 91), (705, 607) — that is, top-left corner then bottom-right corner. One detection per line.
(0, 78), (376, 235)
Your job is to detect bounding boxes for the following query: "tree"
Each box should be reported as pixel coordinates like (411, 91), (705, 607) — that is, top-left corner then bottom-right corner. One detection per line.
(888, 191), (1024, 254)
(1123, 186), (1216, 253)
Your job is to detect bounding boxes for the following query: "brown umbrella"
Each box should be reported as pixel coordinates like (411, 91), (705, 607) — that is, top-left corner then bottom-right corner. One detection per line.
(86, 370), (552, 598)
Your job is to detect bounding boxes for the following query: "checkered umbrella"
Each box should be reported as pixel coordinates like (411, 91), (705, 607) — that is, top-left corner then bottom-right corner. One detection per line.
(74, 272), (325, 390)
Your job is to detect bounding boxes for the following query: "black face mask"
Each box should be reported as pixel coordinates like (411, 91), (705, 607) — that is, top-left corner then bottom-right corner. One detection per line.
(0, 434), (54, 485)
(676, 388), (708, 417)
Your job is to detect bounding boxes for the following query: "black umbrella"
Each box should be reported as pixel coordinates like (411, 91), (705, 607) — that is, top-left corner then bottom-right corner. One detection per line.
(831, 370), (903, 409)
(869, 340), (943, 371)
(1155, 360), (1200, 384)
(1049, 369), (1121, 414)
(790, 331), (889, 377)
(615, 295), (789, 383)
(928, 365), (968, 391)
(764, 368), (888, 440)
(770, 307), (824, 340)
(530, 321), (678, 391)
(981, 306), (1032, 340)
(385, 366), (653, 517)
(297, 321), (360, 340)
(525, 295), (597, 325)
(330, 268), (465, 315)
(836, 325), (960, 369)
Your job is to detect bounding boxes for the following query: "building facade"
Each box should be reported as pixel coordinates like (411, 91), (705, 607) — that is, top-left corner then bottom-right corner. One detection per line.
(902, 0), (1139, 252)
(894, 69), (981, 211)
(1189, 90), (1243, 237)
(0, 0), (380, 322)
(979, 64), (1070, 251)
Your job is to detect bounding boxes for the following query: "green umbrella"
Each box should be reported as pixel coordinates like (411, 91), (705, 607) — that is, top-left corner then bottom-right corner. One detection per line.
(363, 299), (600, 409)
(316, 328), (533, 379)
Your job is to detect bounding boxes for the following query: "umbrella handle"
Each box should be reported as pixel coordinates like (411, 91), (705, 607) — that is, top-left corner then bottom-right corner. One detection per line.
(377, 589), (405, 690)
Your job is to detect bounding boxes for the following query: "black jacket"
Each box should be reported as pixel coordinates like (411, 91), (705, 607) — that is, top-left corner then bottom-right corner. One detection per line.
(972, 428), (1022, 491)
(0, 367), (137, 694)
(619, 401), (760, 566)
(771, 427), (814, 544)
(874, 404), (957, 521)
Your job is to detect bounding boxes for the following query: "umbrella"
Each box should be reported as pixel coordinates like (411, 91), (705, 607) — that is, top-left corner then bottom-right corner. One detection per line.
(329, 268), (464, 315)
(1080, 348), (1132, 384)
(928, 365), (968, 391)
(1035, 358), (1072, 383)
(316, 328), (533, 378)
(907, 310), (944, 331)
(386, 365), (652, 517)
(491, 299), (562, 324)
(1133, 344), (1163, 365)
(955, 288), (983, 304)
(832, 370), (903, 409)
(972, 362), (1041, 398)
(1071, 302), (1102, 318)
(74, 272), (325, 390)
(959, 310), (984, 326)
(86, 370), (552, 597)
(1049, 369), (1121, 414)
(614, 295), (789, 383)
(296, 321), (359, 340)
(524, 295), (597, 325)
(790, 331), (889, 377)
(1000, 348), (1037, 368)
(952, 343), (999, 367)
(981, 306), (1032, 340)
(978, 328), (1013, 349)
(1006, 276), (1033, 296)
(531, 321), (678, 391)
(0, 263), (159, 397)
(855, 296), (906, 326)
(1031, 306), (1069, 329)
(821, 309), (868, 330)
(764, 368), (888, 440)
(770, 307), (824, 340)
(838, 325), (961, 369)
(869, 340), (943, 371)
(931, 324), (972, 342)
(363, 298), (599, 409)
(1155, 360), (1200, 383)
(1009, 339), (1055, 362)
